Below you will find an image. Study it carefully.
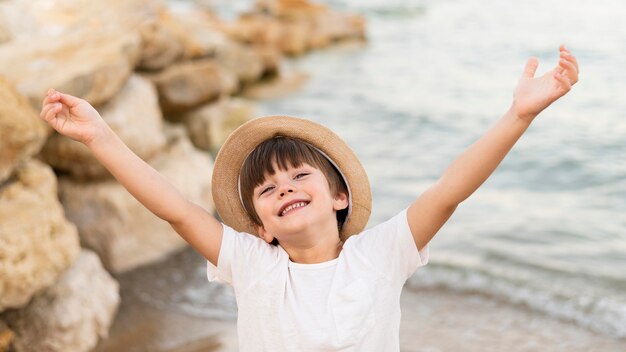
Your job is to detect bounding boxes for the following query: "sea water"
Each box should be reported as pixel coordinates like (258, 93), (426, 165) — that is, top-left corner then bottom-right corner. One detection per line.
(147, 0), (626, 338)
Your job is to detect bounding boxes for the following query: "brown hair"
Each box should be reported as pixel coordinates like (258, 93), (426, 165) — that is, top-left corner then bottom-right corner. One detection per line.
(239, 137), (349, 242)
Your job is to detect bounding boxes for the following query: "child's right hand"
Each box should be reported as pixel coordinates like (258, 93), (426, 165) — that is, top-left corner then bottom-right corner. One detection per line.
(40, 89), (107, 145)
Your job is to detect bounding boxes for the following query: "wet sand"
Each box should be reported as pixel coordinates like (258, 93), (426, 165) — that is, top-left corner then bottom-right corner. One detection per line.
(95, 285), (625, 352)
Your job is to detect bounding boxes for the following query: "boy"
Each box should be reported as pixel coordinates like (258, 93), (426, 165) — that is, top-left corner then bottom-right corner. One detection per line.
(40, 46), (578, 351)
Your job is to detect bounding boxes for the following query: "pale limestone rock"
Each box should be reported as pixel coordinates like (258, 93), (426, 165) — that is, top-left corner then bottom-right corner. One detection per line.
(137, 17), (185, 71)
(40, 75), (166, 180)
(137, 10), (266, 82)
(214, 41), (265, 83)
(309, 12), (366, 48)
(59, 128), (214, 273)
(224, 0), (366, 55)
(0, 0), (163, 41)
(241, 70), (309, 100)
(0, 25), (10, 44)
(223, 15), (310, 56)
(3, 250), (120, 352)
(0, 29), (142, 109)
(255, 0), (329, 21)
(0, 77), (48, 183)
(0, 320), (14, 352)
(0, 160), (80, 311)
(147, 59), (238, 113)
(167, 8), (230, 60)
(183, 97), (255, 153)
(253, 45), (283, 77)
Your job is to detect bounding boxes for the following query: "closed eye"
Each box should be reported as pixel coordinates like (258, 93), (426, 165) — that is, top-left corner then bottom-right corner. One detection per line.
(259, 185), (274, 196)
(294, 172), (309, 179)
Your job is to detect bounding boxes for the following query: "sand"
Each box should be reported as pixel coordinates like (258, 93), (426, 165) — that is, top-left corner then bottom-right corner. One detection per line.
(95, 285), (625, 352)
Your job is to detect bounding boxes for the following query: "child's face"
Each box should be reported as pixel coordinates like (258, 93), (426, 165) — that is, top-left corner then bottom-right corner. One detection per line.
(252, 162), (348, 243)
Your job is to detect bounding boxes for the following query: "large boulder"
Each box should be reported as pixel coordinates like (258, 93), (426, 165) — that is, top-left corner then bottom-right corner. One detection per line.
(223, 15), (310, 56)
(0, 160), (80, 311)
(223, 0), (366, 55)
(137, 10), (267, 82)
(0, 77), (48, 183)
(146, 59), (238, 114)
(0, 320), (14, 352)
(166, 8), (230, 60)
(0, 29), (142, 109)
(0, 0), (163, 41)
(59, 126), (215, 273)
(137, 16), (186, 71)
(214, 41), (266, 84)
(183, 97), (255, 153)
(3, 250), (120, 352)
(40, 75), (166, 180)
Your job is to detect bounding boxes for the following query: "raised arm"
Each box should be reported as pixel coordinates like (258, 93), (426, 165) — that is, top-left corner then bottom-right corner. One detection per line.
(408, 45), (579, 251)
(40, 90), (223, 265)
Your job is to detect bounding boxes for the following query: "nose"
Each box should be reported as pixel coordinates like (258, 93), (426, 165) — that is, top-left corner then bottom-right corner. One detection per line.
(278, 184), (295, 198)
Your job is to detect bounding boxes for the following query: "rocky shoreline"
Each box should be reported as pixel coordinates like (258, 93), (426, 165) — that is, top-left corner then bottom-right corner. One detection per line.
(0, 0), (365, 350)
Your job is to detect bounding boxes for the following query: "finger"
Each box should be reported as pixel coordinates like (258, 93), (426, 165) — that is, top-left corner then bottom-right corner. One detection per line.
(553, 71), (572, 91)
(40, 103), (56, 120)
(560, 52), (579, 73)
(57, 92), (83, 108)
(558, 59), (578, 84)
(522, 57), (539, 78)
(41, 92), (60, 108)
(43, 103), (62, 123)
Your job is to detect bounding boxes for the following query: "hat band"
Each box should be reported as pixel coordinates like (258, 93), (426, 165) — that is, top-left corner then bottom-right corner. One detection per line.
(237, 142), (353, 225)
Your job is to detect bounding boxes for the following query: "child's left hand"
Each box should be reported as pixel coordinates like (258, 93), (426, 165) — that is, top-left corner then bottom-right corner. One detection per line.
(512, 45), (579, 122)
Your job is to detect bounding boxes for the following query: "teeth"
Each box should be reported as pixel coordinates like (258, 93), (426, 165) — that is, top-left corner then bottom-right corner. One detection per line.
(281, 202), (307, 216)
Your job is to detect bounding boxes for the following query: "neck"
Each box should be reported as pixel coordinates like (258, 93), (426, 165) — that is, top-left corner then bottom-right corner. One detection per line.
(280, 221), (344, 264)
(287, 239), (344, 264)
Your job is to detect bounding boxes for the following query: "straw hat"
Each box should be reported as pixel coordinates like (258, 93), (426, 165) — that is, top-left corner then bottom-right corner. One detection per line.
(211, 115), (371, 241)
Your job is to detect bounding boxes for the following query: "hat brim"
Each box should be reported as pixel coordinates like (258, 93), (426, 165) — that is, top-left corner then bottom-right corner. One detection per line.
(211, 115), (371, 241)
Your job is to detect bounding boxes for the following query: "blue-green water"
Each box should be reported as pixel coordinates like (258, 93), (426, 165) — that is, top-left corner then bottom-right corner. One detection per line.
(155, 0), (626, 338)
(252, 0), (626, 337)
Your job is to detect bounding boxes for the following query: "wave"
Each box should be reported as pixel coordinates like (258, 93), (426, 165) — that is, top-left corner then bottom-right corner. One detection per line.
(407, 262), (626, 338)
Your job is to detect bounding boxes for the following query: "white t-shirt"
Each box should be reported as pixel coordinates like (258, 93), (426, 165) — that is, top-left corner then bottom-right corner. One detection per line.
(207, 209), (429, 351)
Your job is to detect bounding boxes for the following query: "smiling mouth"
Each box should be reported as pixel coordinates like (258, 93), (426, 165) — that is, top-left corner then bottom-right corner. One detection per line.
(279, 201), (309, 216)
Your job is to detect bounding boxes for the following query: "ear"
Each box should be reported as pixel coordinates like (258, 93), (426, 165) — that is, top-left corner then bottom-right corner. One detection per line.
(333, 192), (349, 211)
(257, 225), (275, 244)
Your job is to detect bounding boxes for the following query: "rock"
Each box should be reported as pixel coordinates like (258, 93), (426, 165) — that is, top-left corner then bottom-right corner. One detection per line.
(0, 77), (48, 184)
(0, 0), (164, 41)
(183, 97), (255, 153)
(223, 0), (366, 55)
(59, 128), (215, 273)
(308, 12), (366, 49)
(241, 70), (309, 100)
(253, 46), (283, 77)
(40, 75), (166, 180)
(167, 8), (230, 60)
(255, 0), (329, 21)
(0, 29), (142, 109)
(224, 15), (310, 56)
(260, 0), (367, 49)
(0, 320), (14, 352)
(147, 59), (238, 114)
(137, 16), (185, 71)
(214, 41), (265, 84)
(3, 250), (120, 352)
(0, 160), (80, 311)
(0, 25), (10, 44)
(137, 8), (268, 82)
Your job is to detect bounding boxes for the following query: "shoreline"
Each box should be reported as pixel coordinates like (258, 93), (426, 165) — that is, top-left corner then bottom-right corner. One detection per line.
(95, 248), (625, 352)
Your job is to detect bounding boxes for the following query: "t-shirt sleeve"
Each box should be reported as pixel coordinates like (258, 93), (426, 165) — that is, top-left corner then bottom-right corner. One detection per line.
(348, 208), (429, 284)
(207, 223), (282, 292)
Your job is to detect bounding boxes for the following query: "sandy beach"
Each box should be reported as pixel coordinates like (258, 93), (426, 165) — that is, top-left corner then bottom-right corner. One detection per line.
(95, 283), (625, 352)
